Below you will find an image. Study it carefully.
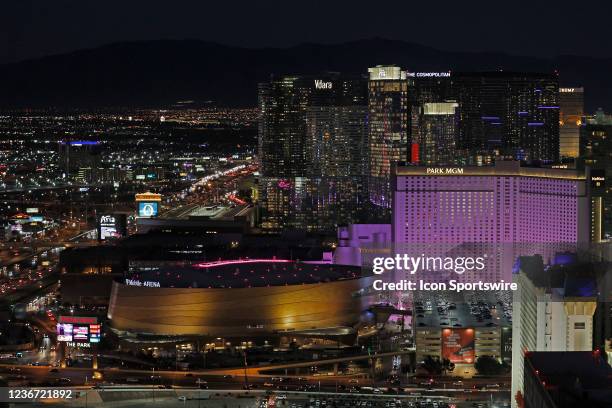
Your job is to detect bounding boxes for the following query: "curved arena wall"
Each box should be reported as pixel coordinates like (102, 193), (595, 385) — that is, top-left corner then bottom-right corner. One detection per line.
(108, 277), (373, 337)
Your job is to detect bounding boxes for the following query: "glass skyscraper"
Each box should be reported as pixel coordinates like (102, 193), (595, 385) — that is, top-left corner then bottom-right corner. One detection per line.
(416, 101), (459, 165)
(367, 65), (408, 211)
(580, 109), (612, 238)
(258, 73), (368, 232)
(408, 71), (560, 165)
(559, 87), (584, 159)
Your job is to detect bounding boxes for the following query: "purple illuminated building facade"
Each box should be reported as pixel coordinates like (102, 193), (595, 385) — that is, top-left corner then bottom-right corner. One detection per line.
(392, 161), (593, 282)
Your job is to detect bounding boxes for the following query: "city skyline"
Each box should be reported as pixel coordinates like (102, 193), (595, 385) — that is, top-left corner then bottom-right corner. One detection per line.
(1, 38), (612, 112)
(0, 5), (611, 407)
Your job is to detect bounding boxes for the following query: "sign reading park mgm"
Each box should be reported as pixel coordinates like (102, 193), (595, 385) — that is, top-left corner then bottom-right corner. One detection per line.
(426, 168), (464, 175)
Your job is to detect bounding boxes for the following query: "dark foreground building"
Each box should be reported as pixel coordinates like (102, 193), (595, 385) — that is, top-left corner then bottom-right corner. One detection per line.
(522, 351), (612, 408)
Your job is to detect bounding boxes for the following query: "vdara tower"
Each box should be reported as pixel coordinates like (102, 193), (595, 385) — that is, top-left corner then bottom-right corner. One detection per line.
(258, 73), (369, 232)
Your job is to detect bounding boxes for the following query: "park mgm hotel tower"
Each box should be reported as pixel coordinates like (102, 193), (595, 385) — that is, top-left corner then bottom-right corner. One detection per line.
(392, 160), (600, 284)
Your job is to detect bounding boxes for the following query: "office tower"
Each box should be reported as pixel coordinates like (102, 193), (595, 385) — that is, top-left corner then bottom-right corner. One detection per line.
(392, 160), (592, 283)
(407, 72), (560, 165)
(416, 102), (459, 165)
(511, 257), (598, 406)
(258, 77), (310, 178)
(258, 73), (368, 232)
(580, 109), (612, 239)
(58, 140), (101, 181)
(367, 65), (408, 211)
(306, 106), (368, 178)
(406, 72), (455, 165)
(559, 87), (584, 159)
(453, 72), (560, 164)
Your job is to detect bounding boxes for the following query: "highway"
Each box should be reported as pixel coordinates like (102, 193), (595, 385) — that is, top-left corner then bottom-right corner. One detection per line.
(0, 362), (509, 395)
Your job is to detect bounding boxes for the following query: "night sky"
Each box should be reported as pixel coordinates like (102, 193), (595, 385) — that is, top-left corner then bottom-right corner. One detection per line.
(2, 0), (611, 65)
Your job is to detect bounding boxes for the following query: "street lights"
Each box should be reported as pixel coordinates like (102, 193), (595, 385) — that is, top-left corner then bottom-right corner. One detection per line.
(242, 350), (249, 390)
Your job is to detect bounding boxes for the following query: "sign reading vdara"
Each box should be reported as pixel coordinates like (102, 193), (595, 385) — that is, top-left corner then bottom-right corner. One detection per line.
(314, 80), (332, 89)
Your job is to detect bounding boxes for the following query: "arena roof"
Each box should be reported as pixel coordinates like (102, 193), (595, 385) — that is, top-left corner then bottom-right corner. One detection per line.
(125, 258), (363, 289)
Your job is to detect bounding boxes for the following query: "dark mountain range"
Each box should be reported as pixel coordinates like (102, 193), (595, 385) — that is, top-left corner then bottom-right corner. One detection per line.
(0, 38), (609, 111)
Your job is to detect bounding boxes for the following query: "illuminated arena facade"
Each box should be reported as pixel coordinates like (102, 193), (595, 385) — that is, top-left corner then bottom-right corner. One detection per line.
(107, 259), (374, 339)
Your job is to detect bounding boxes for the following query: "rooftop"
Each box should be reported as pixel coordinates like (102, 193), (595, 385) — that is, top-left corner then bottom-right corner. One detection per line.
(526, 351), (612, 407)
(124, 259), (364, 288)
(394, 160), (586, 180)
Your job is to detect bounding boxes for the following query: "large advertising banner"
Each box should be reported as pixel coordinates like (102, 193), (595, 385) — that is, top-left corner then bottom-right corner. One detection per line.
(138, 201), (159, 217)
(442, 328), (475, 363)
(98, 214), (127, 240)
(57, 316), (100, 345)
(56, 323), (73, 342)
(135, 192), (162, 218)
(501, 326), (512, 363)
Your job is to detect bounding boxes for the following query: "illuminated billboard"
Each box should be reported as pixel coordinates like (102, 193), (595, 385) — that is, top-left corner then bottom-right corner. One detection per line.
(135, 192), (162, 218)
(57, 323), (73, 342)
(89, 324), (101, 343)
(138, 202), (159, 217)
(135, 192), (162, 202)
(441, 328), (475, 363)
(501, 327), (512, 363)
(98, 214), (127, 240)
(73, 326), (88, 341)
(57, 316), (100, 344)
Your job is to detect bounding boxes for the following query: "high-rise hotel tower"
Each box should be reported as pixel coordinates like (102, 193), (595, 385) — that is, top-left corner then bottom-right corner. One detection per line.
(367, 66), (409, 211)
(258, 73), (368, 232)
(392, 160), (593, 282)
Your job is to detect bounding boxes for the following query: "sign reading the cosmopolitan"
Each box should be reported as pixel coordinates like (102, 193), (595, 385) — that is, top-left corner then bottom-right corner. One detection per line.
(406, 71), (451, 78)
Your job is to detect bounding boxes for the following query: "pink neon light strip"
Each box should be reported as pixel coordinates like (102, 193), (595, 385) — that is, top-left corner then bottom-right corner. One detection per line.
(193, 259), (294, 268)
